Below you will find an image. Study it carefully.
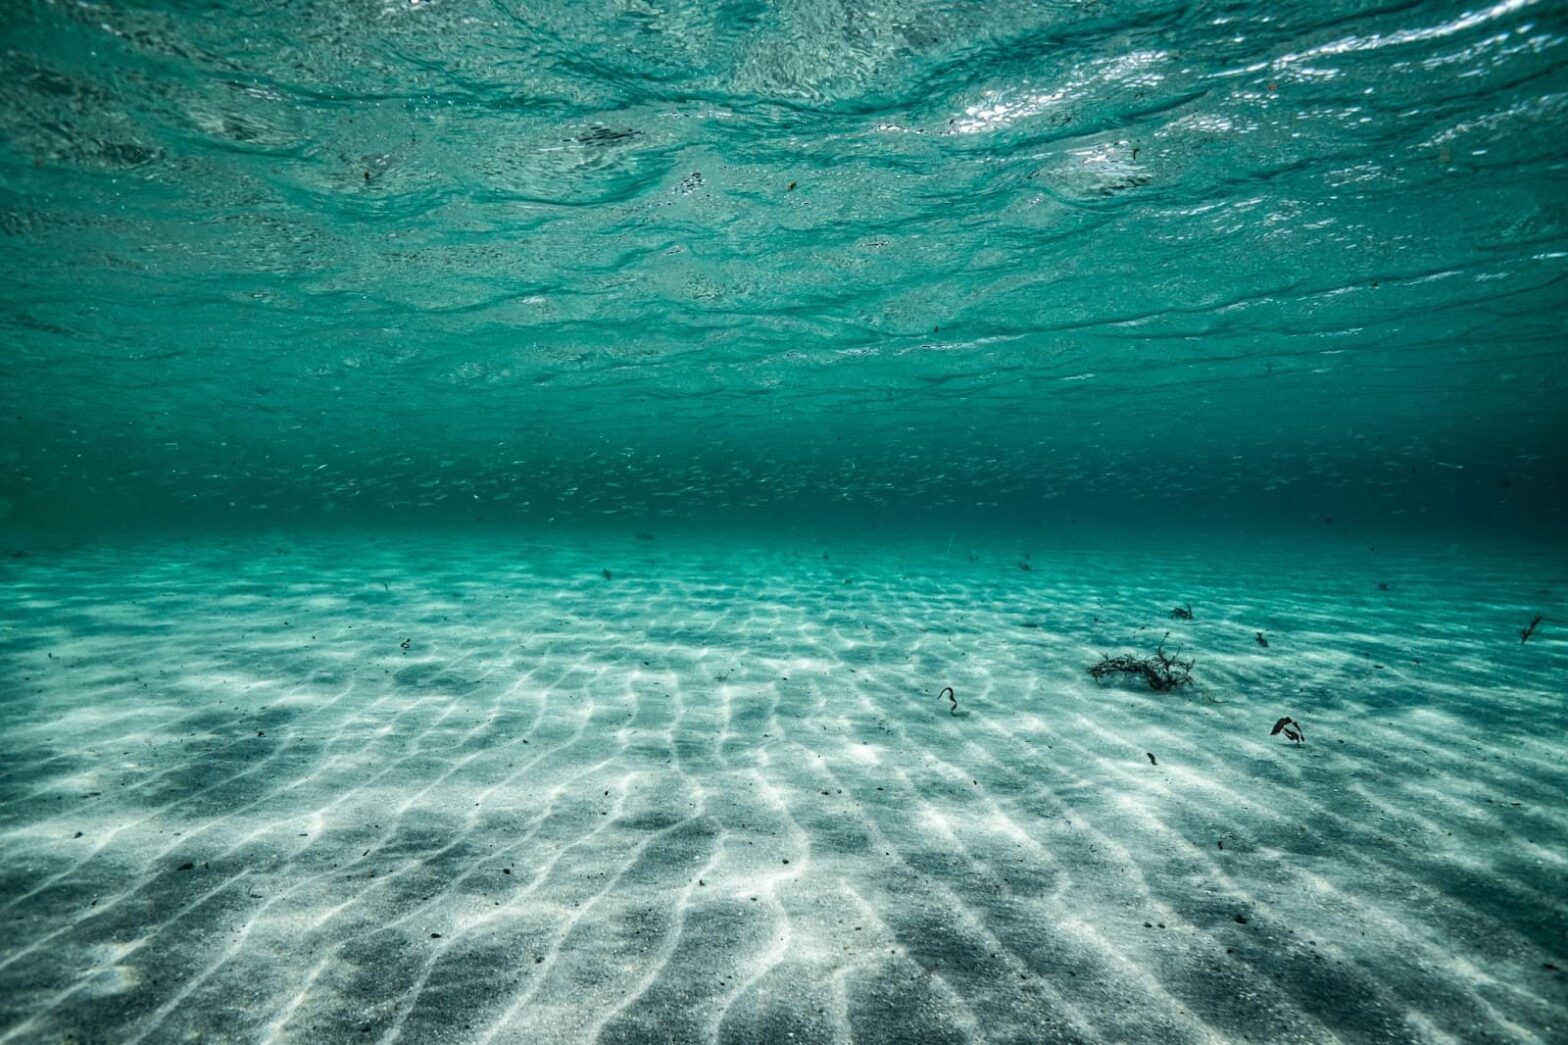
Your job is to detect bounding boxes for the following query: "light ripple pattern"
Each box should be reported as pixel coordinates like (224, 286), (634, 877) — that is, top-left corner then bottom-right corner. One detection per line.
(0, 533), (1564, 1043)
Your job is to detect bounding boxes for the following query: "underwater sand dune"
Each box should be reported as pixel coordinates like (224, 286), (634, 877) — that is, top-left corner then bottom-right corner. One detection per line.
(0, 535), (1564, 1043)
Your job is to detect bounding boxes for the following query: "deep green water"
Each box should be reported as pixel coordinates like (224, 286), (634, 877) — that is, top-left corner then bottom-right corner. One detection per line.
(1, 0), (1565, 536)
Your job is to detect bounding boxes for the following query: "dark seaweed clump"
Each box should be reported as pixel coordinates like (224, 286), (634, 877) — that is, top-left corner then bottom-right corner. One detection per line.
(1089, 633), (1193, 692)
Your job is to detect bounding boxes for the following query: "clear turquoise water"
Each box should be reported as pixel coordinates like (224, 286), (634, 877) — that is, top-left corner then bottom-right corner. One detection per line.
(2, 2), (1567, 1042)
(1, 0), (1565, 533)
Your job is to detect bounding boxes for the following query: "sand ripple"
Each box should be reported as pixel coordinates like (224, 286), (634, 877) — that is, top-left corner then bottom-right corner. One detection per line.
(0, 534), (1563, 1043)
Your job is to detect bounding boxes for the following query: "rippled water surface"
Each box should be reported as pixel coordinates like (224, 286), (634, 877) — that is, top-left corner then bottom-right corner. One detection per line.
(1, 0), (1565, 526)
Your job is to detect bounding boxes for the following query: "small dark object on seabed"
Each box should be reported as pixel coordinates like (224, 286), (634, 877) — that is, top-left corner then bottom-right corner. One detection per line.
(1089, 633), (1193, 692)
(1255, 632), (1269, 648)
(1018, 561), (1032, 571)
(602, 568), (613, 580)
(939, 686), (958, 716)
(1146, 752), (1157, 765)
(1271, 717), (1305, 744)
(1170, 603), (1193, 620)
(1521, 614), (1544, 644)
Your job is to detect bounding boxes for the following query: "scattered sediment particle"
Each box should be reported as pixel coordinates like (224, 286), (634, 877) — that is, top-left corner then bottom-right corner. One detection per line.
(1521, 614), (1545, 643)
(1170, 603), (1193, 621)
(1255, 632), (1269, 648)
(1271, 717), (1305, 744)
(1146, 752), (1158, 765)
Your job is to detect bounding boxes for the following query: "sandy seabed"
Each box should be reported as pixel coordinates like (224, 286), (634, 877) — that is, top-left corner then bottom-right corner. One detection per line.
(1, 532), (1564, 1044)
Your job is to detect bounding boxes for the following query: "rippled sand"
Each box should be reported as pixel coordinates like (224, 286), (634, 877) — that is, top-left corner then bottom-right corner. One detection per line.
(1, 533), (1563, 1043)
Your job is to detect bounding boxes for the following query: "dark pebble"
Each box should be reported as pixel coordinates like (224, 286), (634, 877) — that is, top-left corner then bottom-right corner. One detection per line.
(1234, 914), (1248, 924)
(177, 862), (194, 871)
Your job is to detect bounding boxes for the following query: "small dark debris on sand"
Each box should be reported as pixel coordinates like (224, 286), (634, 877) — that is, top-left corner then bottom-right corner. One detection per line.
(176, 862), (194, 871)
(1271, 717), (1305, 744)
(939, 686), (958, 716)
(602, 568), (613, 580)
(1255, 632), (1269, 648)
(1146, 752), (1158, 765)
(1089, 633), (1193, 692)
(1017, 561), (1032, 572)
(1170, 603), (1193, 621)
(1521, 614), (1544, 644)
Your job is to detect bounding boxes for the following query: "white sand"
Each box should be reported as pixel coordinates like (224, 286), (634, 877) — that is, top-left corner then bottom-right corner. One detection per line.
(0, 532), (1563, 1043)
